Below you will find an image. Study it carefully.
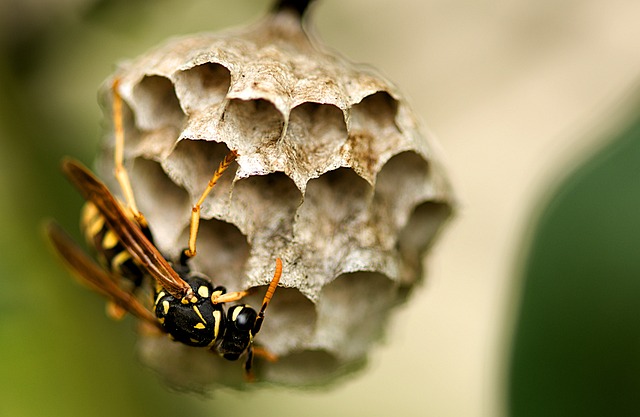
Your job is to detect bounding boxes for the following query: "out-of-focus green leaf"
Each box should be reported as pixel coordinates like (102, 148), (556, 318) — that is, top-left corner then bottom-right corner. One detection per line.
(508, 106), (640, 416)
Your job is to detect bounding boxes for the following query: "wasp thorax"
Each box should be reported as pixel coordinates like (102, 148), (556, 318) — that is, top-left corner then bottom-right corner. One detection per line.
(98, 7), (454, 389)
(154, 276), (225, 348)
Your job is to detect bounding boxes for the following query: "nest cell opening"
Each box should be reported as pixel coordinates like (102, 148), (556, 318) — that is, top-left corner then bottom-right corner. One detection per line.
(373, 151), (432, 242)
(179, 218), (250, 291)
(243, 286), (316, 357)
(345, 92), (402, 180)
(284, 102), (347, 176)
(293, 168), (375, 288)
(221, 98), (284, 156)
(352, 91), (399, 128)
(295, 167), (372, 244)
(396, 200), (452, 285)
(131, 75), (186, 131)
(227, 172), (302, 246)
(173, 63), (231, 113)
(315, 271), (396, 360)
(129, 157), (191, 257)
(162, 139), (237, 216)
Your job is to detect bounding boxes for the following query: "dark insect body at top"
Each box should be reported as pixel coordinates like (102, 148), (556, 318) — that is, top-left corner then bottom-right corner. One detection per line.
(46, 79), (282, 380)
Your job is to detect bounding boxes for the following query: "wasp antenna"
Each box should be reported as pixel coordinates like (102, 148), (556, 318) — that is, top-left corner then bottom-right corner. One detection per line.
(253, 258), (283, 335)
(184, 150), (238, 259)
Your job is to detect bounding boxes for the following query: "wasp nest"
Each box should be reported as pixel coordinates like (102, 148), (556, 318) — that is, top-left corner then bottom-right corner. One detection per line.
(95, 5), (453, 389)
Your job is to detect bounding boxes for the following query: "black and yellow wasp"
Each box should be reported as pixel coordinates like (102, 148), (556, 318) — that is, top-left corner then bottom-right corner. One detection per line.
(47, 79), (282, 379)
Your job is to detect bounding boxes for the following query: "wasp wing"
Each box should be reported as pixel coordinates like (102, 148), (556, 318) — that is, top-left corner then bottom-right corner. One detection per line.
(61, 158), (192, 300)
(46, 221), (162, 330)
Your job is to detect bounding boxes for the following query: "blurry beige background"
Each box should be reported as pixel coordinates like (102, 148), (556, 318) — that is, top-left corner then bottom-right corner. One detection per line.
(2, 0), (640, 416)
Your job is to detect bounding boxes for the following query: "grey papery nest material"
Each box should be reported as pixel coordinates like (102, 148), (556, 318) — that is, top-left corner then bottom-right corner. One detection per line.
(95, 9), (454, 389)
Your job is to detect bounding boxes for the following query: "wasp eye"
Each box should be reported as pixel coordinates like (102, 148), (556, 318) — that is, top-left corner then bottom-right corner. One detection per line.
(229, 306), (257, 331)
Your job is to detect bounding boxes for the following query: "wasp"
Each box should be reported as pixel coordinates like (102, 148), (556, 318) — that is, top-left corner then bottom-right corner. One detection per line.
(47, 79), (282, 379)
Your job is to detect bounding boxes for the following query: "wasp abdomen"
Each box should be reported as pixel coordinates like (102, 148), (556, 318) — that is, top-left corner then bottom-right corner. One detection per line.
(80, 202), (146, 288)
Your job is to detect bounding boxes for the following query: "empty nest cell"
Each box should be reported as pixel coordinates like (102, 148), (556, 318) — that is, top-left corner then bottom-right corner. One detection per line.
(131, 75), (186, 131)
(129, 157), (191, 257)
(344, 91), (402, 182)
(161, 139), (237, 216)
(179, 218), (250, 291)
(173, 63), (231, 113)
(283, 102), (347, 180)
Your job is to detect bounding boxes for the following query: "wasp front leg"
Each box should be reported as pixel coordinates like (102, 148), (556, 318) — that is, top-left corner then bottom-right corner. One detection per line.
(182, 150), (237, 259)
(111, 78), (147, 228)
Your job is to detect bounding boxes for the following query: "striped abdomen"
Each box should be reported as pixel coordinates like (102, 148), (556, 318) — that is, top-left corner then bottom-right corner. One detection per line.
(80, 201), (148, 291)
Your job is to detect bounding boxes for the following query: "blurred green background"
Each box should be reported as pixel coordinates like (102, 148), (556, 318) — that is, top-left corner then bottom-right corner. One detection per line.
(2, 0), (640, 416)
(508, 98), (640, 416)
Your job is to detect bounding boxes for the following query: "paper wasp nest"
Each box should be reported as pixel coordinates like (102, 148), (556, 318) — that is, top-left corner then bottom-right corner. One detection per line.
(96, 8), (453, 389)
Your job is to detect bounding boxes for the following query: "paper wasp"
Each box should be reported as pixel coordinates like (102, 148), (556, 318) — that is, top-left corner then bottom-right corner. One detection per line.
(47, 79), (282, 379)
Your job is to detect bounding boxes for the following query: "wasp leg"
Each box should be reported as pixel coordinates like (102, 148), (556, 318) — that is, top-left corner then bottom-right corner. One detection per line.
(253, 346), (278, 363)
(111, 78), (147, 228)
(243, 345), (278, 382)
(244, 344), (256, 382)
(183, 150), (237, 259)
(211, 289), (252, 304)
(106, 302), (128, 320)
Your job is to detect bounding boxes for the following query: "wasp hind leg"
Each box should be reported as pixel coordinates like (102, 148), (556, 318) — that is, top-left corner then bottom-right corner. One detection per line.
(244, 345), (279, 382)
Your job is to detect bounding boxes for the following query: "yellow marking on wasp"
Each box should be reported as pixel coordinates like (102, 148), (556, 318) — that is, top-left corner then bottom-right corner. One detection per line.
(111, 251), (132, 272)
(155, 291), (166, 306)
(192, 305), (206, 324)
(194, 323), (206, 329)
(81, 202), (99, 227)
(158, 317), (165, 324)
(162, 300), (170, 315)
(197, 285), (209, 298)
(83, 209), (105, 242)
(231, 306), (244, 322)
(82, 201), (99, 218)
(102, 230), (119, 250)
(212, 310), (222, 339)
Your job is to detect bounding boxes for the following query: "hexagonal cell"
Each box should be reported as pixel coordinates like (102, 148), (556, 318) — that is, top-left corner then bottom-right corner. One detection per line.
(179, 218), (250, 291)
(242, 286), (316, 357)
(344, 92), (402, 182)
(372, 151), (432, 249)
(293, 168), (374, 291)
(161, 139), (236, 217)
(283, 102), (347, 178)
(227, 172), (302, 247)
(131, 75), (186, 131)
(314, 271), (397, 360)
(173, 63), (231, 113)
(219, 98), (285, 171)
(129, 157), (191, 257)
(352, 91), (399, 127)
(396, 200), (452, 286)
